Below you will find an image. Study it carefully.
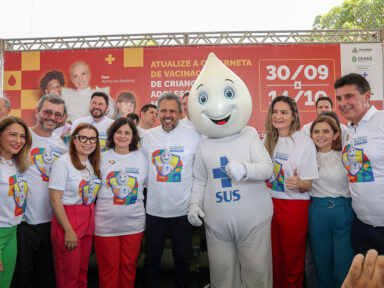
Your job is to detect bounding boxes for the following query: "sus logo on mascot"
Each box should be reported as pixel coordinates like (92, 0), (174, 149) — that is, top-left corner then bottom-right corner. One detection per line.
(188, 52), (274, 288)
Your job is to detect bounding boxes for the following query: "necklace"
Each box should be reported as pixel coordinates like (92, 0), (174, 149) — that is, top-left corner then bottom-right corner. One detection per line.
(0, 155), (14, 167)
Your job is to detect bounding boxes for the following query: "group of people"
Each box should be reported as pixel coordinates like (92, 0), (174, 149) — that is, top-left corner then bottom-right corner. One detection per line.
(0, 70), (383, 288)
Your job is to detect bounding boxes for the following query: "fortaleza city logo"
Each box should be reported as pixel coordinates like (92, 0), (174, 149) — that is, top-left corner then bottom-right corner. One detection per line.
(212, 156), (240, 203)
(352, 47), (359, 53)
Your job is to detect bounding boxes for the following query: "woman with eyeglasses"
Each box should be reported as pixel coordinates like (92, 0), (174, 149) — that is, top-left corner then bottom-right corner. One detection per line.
(0, 116), (31, 288)
(94, 118), (147, 288)
(264, 96), (319, 288)
(49, 123), (101, 288)
(308, 114), (355, 288)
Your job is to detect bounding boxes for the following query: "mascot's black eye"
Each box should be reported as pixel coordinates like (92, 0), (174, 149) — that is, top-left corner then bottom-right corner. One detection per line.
(199, 92), (208, 105)
(224, 87), (235, 99)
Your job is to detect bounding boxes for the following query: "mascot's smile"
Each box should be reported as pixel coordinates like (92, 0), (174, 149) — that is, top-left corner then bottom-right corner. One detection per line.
(209, 114), (231, 125)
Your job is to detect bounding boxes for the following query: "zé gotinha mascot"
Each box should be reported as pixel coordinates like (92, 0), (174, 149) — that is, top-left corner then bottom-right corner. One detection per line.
(188, 53), (274, 288)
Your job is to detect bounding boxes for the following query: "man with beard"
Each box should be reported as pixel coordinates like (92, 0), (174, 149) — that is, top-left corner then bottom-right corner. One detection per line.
(12, 94), (68, 288)
(140, 93), (201, 287)
(71, 92), (114, 152)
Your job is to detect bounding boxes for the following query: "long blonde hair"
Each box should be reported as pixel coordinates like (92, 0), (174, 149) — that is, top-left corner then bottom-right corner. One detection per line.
(264, 96), (300, 156)
(0, 116), (32, 173)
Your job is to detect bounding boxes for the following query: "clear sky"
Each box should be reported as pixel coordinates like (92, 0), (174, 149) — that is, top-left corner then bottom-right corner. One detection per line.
(0, 0), (344, 39)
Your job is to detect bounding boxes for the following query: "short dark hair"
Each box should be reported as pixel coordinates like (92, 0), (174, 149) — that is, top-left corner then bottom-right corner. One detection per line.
(316, 97), (333, 108)
(126, 112), (139, 124)
(182, 91), (190, 98)
(140, 103), (157, 114)
(37, 94), (67, 114)
(334, 73), (370, 95)
(40, 70), (65, 92)
(91, 92), (109, 106)
(157, 93), (182, 113)
(107, 118), (139, 152)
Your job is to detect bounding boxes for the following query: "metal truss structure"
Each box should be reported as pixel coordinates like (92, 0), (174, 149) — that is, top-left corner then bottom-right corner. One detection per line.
(0, 29), (382, 97)
(0, 29), (382, 52)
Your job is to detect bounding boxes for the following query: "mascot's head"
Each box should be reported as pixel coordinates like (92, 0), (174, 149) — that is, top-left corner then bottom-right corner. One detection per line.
(189, 53), (252, 138)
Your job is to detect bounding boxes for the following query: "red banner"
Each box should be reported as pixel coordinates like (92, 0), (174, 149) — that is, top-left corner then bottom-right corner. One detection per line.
(3, 44), (342, 132)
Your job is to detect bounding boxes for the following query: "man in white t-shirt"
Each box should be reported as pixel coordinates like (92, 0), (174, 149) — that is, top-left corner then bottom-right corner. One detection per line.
(140, 93), (201, 287)
(335, 73), (384, 255)
(137, 103), (157, 137)
(12, 94), (68, 288)
(71, 92), (114, 151)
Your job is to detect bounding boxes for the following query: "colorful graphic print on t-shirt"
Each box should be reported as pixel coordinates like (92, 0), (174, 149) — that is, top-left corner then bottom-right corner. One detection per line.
(152, 149), (182, 182)
(79, 173), (101, 205)
(342, 144), (374, 183)
(8, 174), (28, 216)
(266, 159), (285, 192)
(30, 147), (64, 181)
(106, 169), (139, 205)
(99, 132), (109, 152)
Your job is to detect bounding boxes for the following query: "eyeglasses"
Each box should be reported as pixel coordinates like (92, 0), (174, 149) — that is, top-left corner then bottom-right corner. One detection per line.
(74, 135), (98, 144)
(41, 109), (64, 120)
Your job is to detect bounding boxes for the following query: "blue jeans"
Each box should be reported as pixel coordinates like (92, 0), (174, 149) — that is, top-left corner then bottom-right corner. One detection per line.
(308, 197), (355, 288)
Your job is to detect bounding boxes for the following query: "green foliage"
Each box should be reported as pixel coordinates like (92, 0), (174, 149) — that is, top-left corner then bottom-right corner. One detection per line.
(313, 0), (384, 29)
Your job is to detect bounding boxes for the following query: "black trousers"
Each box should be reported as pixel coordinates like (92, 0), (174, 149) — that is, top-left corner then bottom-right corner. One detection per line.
(11, 221), (55, 288)
(351, 217), (384, 255)
(144, 214), (193, 288)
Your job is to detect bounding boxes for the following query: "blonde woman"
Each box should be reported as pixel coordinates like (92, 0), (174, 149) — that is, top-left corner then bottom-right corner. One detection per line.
(264, 96), (319, 288)
(0, 116), (31, 288)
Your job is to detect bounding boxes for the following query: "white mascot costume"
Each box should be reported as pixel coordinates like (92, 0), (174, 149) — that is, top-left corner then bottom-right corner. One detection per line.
(188, 53), (274, 288)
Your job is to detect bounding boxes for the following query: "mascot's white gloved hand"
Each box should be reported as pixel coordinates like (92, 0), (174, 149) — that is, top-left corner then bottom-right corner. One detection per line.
(225, 153), (246, 181)
(188, 203), (205, 227)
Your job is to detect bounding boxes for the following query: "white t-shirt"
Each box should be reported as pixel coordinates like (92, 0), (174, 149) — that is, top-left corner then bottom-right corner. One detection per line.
(141, 124), (201, 217)
(310, 150), (350, 198)
(0, 160), (26, 227)
(49, 153), (101, 205)
(137, 126), (148, 138)
(71, 115), (114, 152)
(94, 149), (148, 236)
(267, 131), (319, 200)
(23, 130), (67, 224)
(341, 106), (384, 226)
(53, 122), (72, 137)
